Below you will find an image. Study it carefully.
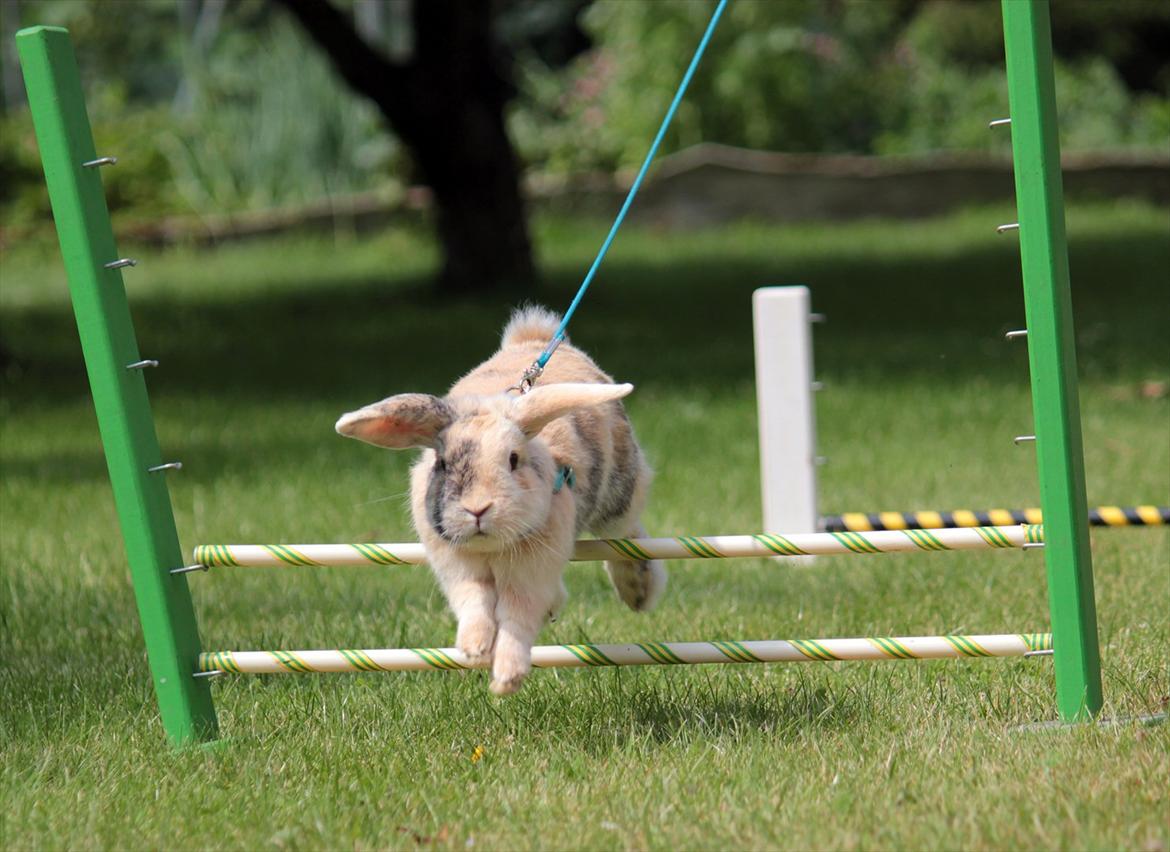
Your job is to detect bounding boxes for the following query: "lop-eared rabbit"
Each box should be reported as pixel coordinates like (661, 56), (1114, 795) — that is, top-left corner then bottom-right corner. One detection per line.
(336, 307), (665, 694)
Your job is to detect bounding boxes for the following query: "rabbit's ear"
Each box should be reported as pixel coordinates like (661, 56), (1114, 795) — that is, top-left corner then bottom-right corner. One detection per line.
(512, 383), (633, 438)
(336, 394), (452, 449)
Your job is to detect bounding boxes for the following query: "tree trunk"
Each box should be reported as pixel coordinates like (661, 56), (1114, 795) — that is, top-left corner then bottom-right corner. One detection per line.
(408, 85), (534, 294)
(274, 0), (535, 295)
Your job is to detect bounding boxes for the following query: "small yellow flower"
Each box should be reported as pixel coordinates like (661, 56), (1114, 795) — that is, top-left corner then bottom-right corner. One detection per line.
(471, 745), (485, 763)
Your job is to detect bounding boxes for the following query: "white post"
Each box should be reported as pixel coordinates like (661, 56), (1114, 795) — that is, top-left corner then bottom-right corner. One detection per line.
(753, 286), (819, 536)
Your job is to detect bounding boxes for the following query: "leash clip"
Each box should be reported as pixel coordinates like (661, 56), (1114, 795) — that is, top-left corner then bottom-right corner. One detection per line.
(510, 362), (544, 395)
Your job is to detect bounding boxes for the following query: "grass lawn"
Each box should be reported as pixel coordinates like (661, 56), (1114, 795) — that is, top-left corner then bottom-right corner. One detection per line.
(2, 202), (1168, 850)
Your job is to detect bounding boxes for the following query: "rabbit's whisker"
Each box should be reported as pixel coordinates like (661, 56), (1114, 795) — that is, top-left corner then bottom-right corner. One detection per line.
(354, 491), (410, 507)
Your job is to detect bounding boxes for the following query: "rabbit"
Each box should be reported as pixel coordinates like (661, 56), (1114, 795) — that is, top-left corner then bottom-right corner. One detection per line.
(335, 306), (666, 695)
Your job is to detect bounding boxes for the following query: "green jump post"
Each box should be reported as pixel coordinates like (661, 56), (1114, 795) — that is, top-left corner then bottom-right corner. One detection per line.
(1001, 0), (1103, 721)
(16, 26), (219, 747)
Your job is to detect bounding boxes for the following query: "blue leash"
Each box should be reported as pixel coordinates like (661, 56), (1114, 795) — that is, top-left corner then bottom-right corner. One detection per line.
(516, 0), (730, 392)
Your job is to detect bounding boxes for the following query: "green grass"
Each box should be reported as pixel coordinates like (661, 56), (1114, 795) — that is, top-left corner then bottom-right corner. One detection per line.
(2, 203), (1168, 851)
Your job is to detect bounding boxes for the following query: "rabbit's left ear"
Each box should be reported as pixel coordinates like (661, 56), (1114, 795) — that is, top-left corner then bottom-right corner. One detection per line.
(336, 393), (453, 449)
(511, 383), (633, 438)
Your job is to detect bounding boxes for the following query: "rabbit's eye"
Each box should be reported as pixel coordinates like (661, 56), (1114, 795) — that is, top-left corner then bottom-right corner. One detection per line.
(509, 452), (519, 471)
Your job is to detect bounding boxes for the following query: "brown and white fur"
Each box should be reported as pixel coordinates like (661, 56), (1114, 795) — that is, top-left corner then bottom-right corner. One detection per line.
(335, 307), (666, 695)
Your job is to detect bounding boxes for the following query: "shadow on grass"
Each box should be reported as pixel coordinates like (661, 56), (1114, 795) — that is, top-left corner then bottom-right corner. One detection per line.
(0, 432), (352, 483)
(620, 673), (862, 743)
(471, 667), (866, 749)
(2, 226), (1168, 413)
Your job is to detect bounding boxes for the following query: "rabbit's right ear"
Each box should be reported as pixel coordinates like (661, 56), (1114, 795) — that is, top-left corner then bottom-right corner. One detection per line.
(335, 394), (452, 449)
(511, 382), (633, 438)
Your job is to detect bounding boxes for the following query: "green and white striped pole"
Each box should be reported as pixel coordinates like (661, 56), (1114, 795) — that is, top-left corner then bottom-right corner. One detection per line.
(199, 633), (1053, 674)
(193, 524), (1043, 569)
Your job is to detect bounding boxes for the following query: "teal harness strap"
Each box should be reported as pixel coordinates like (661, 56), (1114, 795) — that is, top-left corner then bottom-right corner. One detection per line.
(553, 465), (576, 494)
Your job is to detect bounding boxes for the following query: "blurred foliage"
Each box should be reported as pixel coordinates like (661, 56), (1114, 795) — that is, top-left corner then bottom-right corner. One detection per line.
(883, 53), (1170, 155)
(2, 97), (180, 226)
(2, 0), (396, 226)
(512, 0), (1169, 172)
(882, 0), (1170, 153)
(4, 0), (184, 102)
(161, 17), (395, 213)
(2, 0), (1167, 229)
(514, 0), (918, 172)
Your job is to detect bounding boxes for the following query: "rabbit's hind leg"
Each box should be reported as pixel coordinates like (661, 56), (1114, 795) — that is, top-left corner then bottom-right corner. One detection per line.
(603, 522), (667, 612)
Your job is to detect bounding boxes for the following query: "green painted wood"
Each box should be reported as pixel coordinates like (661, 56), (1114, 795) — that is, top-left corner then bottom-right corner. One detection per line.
(1001, 0), (1102, 721)
(16, 26), (218, 746)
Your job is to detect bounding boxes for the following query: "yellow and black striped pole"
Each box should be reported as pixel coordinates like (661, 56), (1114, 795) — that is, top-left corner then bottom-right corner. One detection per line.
(822, 506), (1168, 533)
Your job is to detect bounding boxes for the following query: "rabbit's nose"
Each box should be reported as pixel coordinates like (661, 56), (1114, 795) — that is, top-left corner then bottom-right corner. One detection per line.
(465, 503), (493, 523)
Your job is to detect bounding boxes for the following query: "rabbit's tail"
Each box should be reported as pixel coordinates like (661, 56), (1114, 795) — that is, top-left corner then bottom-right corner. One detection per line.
(501, 305), (564, 348)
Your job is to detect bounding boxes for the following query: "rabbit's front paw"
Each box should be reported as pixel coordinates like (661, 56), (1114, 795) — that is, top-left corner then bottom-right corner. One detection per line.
(489, 649), (530, 695)
(456, 617), (496, 666)
(489, 672), (527, 696)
